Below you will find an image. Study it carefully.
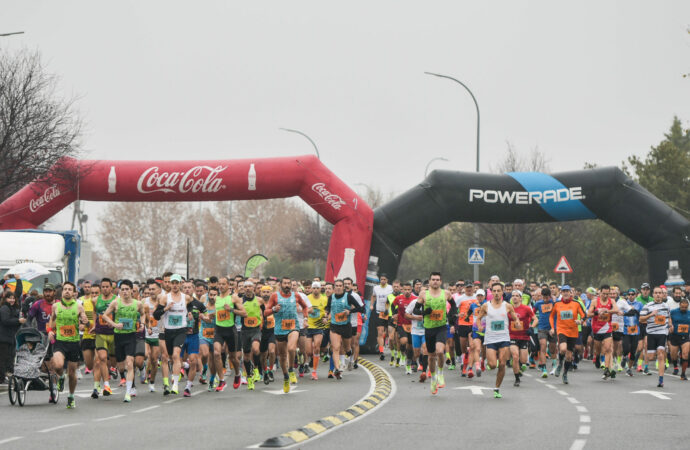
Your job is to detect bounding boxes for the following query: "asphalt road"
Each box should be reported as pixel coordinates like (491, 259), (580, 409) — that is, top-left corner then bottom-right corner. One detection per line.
(2, 356), (689, 450)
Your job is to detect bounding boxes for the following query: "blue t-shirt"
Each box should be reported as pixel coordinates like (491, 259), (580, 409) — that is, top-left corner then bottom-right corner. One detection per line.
(671, 309), (690, 336)
(534, 300), (555, 330)
(622, 300), (643, 335)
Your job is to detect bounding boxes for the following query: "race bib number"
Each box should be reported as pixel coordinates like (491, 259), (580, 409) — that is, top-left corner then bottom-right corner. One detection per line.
(430, 310), (444, 321)
(335, 311), (349, 322)
(510, 321), (523, 331)
(167, 314), (183, 327)
(560, 310), (573, 321)
(541, 304), (553, 313)
(490, 321), (505, 332)
(403, 324), (412, 333)
(281, 319), (296, 331)
(599, 312), (610, 322)
(216, 310), (232, 322)
(59, 325), (77, 337)
(119, 318), (134, 331)
(202, 328), (215, 338)
(136, 321), (143, 332)
(611, 322), (620, 332)
(149, 318), (158, 328)
(266, 315), (275, 329)
(379, 311), (388, 320)
(677, 324), (689, 334)
(654, 315), (667, 325)
(244, 316), (259, 327)
(626, 325), (638, 334)
(98, 315), (109, 326)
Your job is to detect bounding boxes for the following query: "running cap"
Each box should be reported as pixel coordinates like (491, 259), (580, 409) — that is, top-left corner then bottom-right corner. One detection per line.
(586, 287), (597, 294)
(561, 285), (571, 291)
(627, 288), (637, 295)
(641, 283), (651, 289)
(170, 274), (182, 283)
(660, 284), (667, 289)
(260, 286), (272, 293)
(43, 283), (55, 291)
(476, 289), (486, 296)
(311, 282), (321, 288)
(473, 280), (481, 285)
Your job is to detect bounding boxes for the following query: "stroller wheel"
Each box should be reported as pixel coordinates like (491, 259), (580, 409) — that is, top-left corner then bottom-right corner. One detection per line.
(48, 373), (59, 404)
(17, 378), (27, 406)
(8, 376), (17, 405)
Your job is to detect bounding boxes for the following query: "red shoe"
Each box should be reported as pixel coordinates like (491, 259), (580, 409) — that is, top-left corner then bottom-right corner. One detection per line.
(467, 369), (474, 379)
(183, 389), (191, 397)
(480, 360), (485, 372)
(461, 366), (467, 376)
(119, 378), (126, 387)
(215, 380), (227, 392)
(233, 376), (241, 389)
(419, 372), (427, 382)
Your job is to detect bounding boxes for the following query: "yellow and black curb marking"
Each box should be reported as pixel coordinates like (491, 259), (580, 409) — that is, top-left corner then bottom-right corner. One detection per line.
(259, 357), (392, 448)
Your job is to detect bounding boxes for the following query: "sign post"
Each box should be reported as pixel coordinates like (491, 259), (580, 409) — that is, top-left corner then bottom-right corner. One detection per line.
(553, 255), (573, 285)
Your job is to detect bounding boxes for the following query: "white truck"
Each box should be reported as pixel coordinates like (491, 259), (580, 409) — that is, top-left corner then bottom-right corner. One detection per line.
(0, 229), (80, 292)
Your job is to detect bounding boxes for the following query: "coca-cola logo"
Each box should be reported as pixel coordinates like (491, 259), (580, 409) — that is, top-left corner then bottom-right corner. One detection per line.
(137, 166), (227, 194)
(29, 185), (61, 213)
(311, 182), (346, 210)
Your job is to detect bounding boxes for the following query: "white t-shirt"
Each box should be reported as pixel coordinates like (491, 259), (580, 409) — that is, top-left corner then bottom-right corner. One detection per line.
(405, 299), (425, 336)
(348, 291), (363, 326)
(373, 284), (393, 313)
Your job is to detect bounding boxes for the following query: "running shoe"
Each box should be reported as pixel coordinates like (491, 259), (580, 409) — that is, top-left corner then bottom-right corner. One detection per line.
(637, 364), (643, 372)
(680, 374), (688, 381)
(163, 385), (170, 396)
(417, 364), (423, 372)
(328, 370), (334, 379)
(395, 358), (400, 368)
(150, 385), (157, 393)
(311, 371), (318, 381)
(267, 370), (275, 382)
(103, 385), (112, 396)
(76, 368), (82, 380)
(419, 372), (427, 383)
(233, 376), (241, 389)
(520, 363), (528, 373)
(602, 369), (610, 380)
(247, 377), (255, 391)
(541, 368), (548, 378)
(461, 366), (467, 377)
(480, 359), (485, 372)
(467, 369), (474, 379)
(549, 367), (556, 376)
(673, 367), (679, 376)
(253, 368), (261, 382)
(58, 375), (65, 392)
(353, 361), (358, 369)
(298, 364), (305, 375)
(66, 396), (76, 408)
(643, 367), (651, 376)
(437, 373), (445, 388)
(184, 388), (191, 397)
(405, 365), (412, 375)
(626, 367), (633, 377)
(379, 352), (385, 361)
(241, 376), (247, 385)
(514, 378), (520, 387)
(347, 357), (354, 371)
(215, 380), (227, 392)
(610, 370), (616, 379)
(264, 372), (270, 385)
(91, 388), (99, 399)
(322, 354), (329, 362)
(562, 373), (569, 384)
(555, 364), (562, 377)
(494, 389), (502, 399)
(389, 358), (395, 367)
(430, 376), (438, 395)
(289, 371), (298, 384)
(448, 364), (455, 371)
(119, 378), (126, 387)
(123, 394), (131, 403)
(334, 369), (342, 380)
(131, 387), (137, 397)
(84, 367), (92, 375)
(171, 384), (179, 395)
(283, 378), (290, 393)
(199, 377), (207, 385)
(657, 380), (664, 388)
(109, 367), (118, 379)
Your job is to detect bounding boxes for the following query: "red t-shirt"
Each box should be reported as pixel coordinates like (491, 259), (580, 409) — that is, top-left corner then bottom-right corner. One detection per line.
(509, 304), (535, 340)
(393, 294), (415, 326)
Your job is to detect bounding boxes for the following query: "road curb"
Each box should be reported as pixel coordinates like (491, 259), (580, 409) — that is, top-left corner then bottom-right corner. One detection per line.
(257, 357), (393, 448)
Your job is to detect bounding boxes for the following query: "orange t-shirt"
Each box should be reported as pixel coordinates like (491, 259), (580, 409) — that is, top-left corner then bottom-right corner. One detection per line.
(550, 301), (586, 339)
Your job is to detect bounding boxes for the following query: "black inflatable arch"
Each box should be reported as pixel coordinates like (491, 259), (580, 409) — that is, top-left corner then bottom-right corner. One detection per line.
(367, 166), (690, 288)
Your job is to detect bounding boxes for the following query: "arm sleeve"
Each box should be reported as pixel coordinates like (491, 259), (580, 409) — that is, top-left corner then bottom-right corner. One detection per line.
(325, 296), (332, 314)
(446, 299), (458, 326)
(152, 303), (166, 321)
(348, 294), (364, 313)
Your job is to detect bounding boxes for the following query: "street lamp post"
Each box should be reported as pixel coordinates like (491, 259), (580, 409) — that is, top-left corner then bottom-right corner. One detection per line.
(279, 128), (321, 278)
(425, 71), (481, 282)
(0, 31), (25, 37)
(425, 157), (449, 177)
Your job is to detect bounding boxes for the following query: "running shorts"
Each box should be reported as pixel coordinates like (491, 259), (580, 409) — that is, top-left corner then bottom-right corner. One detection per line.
(114, 333), (137, 362)
(214, 326), (238, 352)
(80, 338), (95, 352)
(669, 333), (688, 347)
(510, 339), (529, 350)
(260, 329), (275, 353)
(165, 328), (187, 351)
(457, 325), (472, 338)
(424, 325), (446, 354)
(242, 327), (262, 353)
(54, 340), (82, 363)
(95, 334), (115, 356)
(485, 341), (510, 351)
(411, 334), (425, 349)
(557, 334), (577, 352)
(135, 337), (146, 357)
(182, 333), (200, 355)
(612, 331), (623, 342)
(646, 334), (667, 352)
(593, 332), (612, 341)
(330, 323), (352, 339)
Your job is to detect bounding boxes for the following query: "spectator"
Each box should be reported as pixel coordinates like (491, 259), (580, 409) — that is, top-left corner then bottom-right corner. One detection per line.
(0, 290), (26, 384)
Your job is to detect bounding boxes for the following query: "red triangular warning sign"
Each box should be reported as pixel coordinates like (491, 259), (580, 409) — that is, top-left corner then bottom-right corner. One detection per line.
(553, 256), (573, 273)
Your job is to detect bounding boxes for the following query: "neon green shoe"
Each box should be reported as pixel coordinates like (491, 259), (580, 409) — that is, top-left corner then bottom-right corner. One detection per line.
(438, 373), (445, 388)
(252, 368), (261, 382)
(247, 376), (255, 391)
(283, 378), (290, 393)
(430, 376), (438, 395)
(289, 370), (297, 384)
(494, 389), (502, 399)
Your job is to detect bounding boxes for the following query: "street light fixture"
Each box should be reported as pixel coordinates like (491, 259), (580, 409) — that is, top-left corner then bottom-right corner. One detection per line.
(425, 157), (449, 177)
(279, 128), (320, 160)
(425, 71), (482, 282)
(0, 31), (25, 37)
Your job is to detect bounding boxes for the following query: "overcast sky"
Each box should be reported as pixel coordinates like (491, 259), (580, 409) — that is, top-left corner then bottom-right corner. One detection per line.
(2, 0), (690, 241)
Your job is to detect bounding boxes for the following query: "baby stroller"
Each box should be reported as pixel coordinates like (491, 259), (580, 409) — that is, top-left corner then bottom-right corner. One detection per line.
(7, 327), (59, 406)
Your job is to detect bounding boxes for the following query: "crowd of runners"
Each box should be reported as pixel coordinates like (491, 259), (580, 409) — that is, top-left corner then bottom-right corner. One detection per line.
(5, 270), (690, 408)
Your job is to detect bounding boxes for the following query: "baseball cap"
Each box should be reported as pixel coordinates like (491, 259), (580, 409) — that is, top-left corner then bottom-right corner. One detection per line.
(627, 288), (637, 295)
(586, 287), (597, 294)
(561, 285), (571, 291)
(641, 283), (651, 289)
(660, 284), (667, 289)
(170, 274), (182, 283)
(260, 286), (272, 293)
(476, 289), (486, 296)
(43, 283), (55, 291)
(311, 282), (321, 289)
(473, 280), (481, 285)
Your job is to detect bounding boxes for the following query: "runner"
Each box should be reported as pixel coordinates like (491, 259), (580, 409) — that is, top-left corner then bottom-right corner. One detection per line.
(371, 275), (393, 360)
(475, 282), (518, 398)
(325, 279), (363, 379)
(587, 285), (621, 380)
(509, 289), (537, 386)
(619, 289), (643, 376)
(387, 280), (402, 367)
(47, 281), (89, 408)
(91, 278), (119, 398)
(392, 282), (416, 374)
(453, 282), (476, 377)
(344, 278), (363, 370)
(534, 287), (556, 378)
(211, 276), (245, 392)
(263, 277), (311, 393)
(199, 286), (218, 391)
(417, 272), (457, 395)
(152, 274), (188, 395)
(259, 286), (277, 385)
(78, 285), (97, 379)
(181, 281), (208, 396)
(669, 298), (690, 380)
(240, 281), (263, 390)
(404, 290), (427, 382)
(307, 281), (328, 380)
(640, 286), (672, 387)
(549, 285), (586, 385)
(101, 280), (145, 402)
(467, 289), (487, 379)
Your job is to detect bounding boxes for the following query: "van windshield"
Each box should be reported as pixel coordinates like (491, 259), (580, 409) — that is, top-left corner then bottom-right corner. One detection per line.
(0, 269), (63, 294)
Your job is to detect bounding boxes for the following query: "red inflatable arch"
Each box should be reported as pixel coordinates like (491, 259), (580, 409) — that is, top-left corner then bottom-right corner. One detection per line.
(0, 155), (373, 284)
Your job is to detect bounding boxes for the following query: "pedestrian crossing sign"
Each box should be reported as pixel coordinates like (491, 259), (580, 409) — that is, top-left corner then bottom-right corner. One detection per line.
(468, 248), (485, 265)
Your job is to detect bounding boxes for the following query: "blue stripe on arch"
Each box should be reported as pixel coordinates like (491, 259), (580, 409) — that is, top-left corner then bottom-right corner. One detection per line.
(507, 172), (596, 221)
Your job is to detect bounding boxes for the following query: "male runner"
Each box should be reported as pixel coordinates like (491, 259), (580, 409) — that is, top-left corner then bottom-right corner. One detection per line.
(640, 287), (671, 387)
(240, 281), (263, 390)
(325, 279), (363, 379)
(344, 278), (363, 369)
(453, 282), (476, 376)
(181, 282), (208, 396)
(534, 287), (556, 377)
(259, 285), (277, 384)
(307, 281), (328, 380)
(669, 298), (690, 380)
(212, 277), (246, 392)
(371, 275), (393, 360)
(392, 282), (416, 374)
(199, 286), (218, 390)
(91, 278), (119, 398)
(550, 285), (586, 384)
(587, 285), (621, 380)
(509, 289), (536, 386)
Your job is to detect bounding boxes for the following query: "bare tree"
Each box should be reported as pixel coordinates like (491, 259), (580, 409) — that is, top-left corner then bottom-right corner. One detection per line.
(0, 49), (82, 202)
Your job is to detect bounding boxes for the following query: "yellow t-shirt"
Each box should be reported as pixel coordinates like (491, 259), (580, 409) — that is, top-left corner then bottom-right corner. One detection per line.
(80, 296), (95, 339)
(307, 293), (329, 329)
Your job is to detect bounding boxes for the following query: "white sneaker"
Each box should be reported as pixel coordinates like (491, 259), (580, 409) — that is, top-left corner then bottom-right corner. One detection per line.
(241, 376), (247, 385)
(549, 368), (556, 376)
(131, 387), (137, 397)
(347, 357), (353, 371)
(149, 384), (156, 392)
(76, 368), (83, 380)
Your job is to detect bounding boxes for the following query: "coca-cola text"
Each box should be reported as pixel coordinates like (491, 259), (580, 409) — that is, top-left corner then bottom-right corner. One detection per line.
(137, 166), (227, 194)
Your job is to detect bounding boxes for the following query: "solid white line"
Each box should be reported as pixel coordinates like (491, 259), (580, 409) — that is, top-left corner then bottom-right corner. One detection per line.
(93, 414), (125, 422)
(133, 405), (160, 413)
(248, 359), (397, 449)
(534, 379), (545, 384)
(556, 390), (568, 396)
(575, 405), (588, 413)
(0, 437), (23, 445)
(545, 384), (557, 389)
(163, 398), (183, 404)
(570, 439), (587, 450)
(38, 423), (82, 433)
(522, 372), (532, 377)
(191, 390), (204, 396)
(567, 397), (580, 404)
(578, 425), (591, 435)
(580, 415), (591, 423)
